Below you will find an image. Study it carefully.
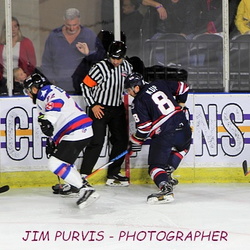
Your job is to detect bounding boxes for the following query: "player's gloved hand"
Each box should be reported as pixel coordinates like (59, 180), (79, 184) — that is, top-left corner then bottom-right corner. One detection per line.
(128, 134), (144, 154)
(128, 141), (142, 152)
(46, 137), (56, 158)
(182, 106), (189, 113)
(181, 106), (190, 124)
(38, 116), (54, 136)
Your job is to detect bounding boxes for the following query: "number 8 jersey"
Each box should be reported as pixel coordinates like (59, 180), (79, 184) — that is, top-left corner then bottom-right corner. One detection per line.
(131, 79), (189, 140)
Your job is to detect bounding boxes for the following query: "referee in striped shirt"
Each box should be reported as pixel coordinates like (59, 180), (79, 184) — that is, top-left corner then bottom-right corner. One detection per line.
(80, 41), (133, 186)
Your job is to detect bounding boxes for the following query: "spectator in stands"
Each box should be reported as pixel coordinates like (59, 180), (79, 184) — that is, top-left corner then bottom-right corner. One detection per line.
(13, 67), (26, 95)
(13, 67), (27, 83)
(188, 1), (223, 67)
(195, 0), (241, 37)
(196, 0), (222, 35)
(0, 16), (36, 95)
(41, 8), (104, 94)
(229, 0), (241, 37)
(71, 34), (106, 95)
(235, 0), (250, 34)
(121, 0), (143, 57)
(141, 0), (197, 66)
(142, 0), (167, 20)
(142, 0), (197, 39)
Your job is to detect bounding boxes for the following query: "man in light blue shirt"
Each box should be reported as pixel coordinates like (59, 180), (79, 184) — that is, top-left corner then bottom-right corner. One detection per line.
(41, 8), (104, 93)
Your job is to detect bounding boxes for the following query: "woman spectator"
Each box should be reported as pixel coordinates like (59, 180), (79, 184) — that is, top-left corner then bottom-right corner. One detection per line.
(0, 17), (36, 95)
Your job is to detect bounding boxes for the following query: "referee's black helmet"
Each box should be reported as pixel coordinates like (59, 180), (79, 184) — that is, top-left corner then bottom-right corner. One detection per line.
(107, 41), (127, 59)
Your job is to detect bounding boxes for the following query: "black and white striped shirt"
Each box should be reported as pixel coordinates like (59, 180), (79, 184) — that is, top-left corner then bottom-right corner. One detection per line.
(82, 58), (133, 107)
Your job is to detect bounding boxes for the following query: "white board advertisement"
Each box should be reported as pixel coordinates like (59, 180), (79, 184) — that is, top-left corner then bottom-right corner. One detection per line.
(0, 93), (249, 172)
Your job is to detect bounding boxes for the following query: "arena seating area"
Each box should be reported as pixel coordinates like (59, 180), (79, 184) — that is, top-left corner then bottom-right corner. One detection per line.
(142, 33), (250, 92)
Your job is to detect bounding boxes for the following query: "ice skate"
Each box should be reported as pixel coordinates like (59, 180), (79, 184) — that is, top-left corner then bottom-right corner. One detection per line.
(60, 177), (94, 197)
(169, 177), (179, 186)
(60, 183), (80, 197)
(77, 186), (99, 209)
(165, 166), (179, 186)
(106, 173), (129, 187)
(147, 182), (174, 204)
(52, 183), (68, 194)
(81, 175), (93, 188)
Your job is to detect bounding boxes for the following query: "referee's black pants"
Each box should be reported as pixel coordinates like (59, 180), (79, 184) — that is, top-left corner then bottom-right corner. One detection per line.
(80, 104), (128, 177)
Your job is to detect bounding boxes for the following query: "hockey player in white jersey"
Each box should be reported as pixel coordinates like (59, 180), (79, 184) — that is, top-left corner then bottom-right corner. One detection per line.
(23, 73), (99, 208)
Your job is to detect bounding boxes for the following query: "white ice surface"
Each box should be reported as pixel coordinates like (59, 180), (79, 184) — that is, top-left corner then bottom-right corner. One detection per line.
(0, 183), (249, 250)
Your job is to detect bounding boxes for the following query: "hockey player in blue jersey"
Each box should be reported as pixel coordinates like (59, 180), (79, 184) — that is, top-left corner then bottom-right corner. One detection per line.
(124, 72), (192, 204)
(23, 73), (99, 208)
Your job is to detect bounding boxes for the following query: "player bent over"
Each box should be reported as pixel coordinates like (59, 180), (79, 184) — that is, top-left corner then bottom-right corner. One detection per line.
(124, 73), (192, 204)
(23, 73), (99, 208)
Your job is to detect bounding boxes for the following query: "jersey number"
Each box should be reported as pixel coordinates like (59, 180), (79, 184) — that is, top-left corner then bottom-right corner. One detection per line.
(152, 91), (175, 115)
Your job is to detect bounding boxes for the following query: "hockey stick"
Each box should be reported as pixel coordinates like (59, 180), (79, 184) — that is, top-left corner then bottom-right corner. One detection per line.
(0, 185), (9, 194)
(242, 160), (250, 176)
(124, 94), (130, 181)
(86, 149), (129, 179)
(57, 175), (62, 188)
(52, 150), (130, 193)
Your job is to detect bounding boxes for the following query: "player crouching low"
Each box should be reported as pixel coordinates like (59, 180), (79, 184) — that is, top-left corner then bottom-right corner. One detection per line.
(23, 73), (99, 208)
(124, 72), (192, 204)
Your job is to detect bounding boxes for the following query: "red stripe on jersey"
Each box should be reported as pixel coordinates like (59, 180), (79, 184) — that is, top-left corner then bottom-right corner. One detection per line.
(66, 117), (92, 132)
(55, 117), (92, 144)
(137, 120), (152, 132)
(53, 102), (63, 108)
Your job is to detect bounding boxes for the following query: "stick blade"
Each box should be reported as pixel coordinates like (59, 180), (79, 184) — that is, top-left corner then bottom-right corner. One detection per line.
(0, 185), (9, 193)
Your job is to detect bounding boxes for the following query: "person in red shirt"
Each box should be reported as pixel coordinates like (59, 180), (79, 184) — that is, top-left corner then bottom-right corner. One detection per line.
(0, 16), (36, 95)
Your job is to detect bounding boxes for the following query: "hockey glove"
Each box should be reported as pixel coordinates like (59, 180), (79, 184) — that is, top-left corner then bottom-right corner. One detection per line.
(181, 106), (190, 124)
(128, 141), (142, 152)
(38, 116), (54, 136)
(182, 106), (189, 113)
(128, 134), (144, 153)
(46, 137), (56, 158)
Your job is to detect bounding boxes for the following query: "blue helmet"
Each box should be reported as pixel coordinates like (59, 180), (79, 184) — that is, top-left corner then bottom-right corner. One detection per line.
(124, 72), (144, 89)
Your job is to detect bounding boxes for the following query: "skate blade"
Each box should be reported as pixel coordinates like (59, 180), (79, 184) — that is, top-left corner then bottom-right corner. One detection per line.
(77, 191), (100, 209)
(106, 180), (129, 187)
(61, 193), (80, 198)
(147, 194), (174, 205)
